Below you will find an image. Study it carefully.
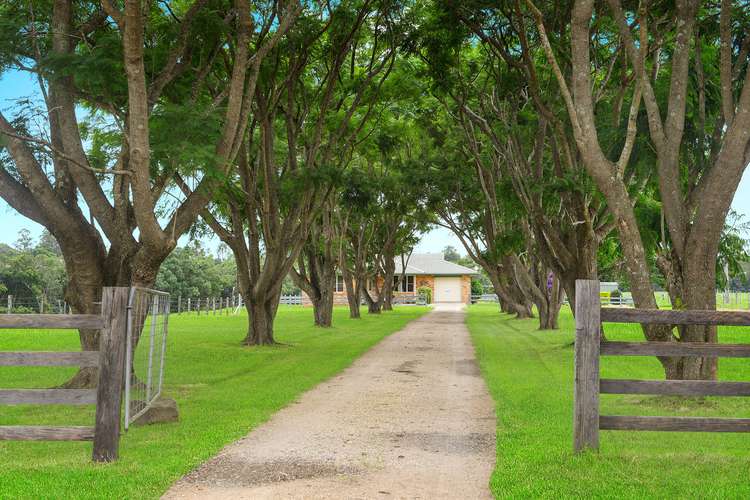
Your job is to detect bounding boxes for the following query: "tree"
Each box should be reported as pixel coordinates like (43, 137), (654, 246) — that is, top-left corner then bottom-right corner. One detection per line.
(717, 212), (750, 291)
(38, 230), (62, 256)
(524, 0), (750, 379)
(415, 109), (537, 320)
(290, 202), (339, 327)
(14, 229), (33, 251)
(155, 243), (236, 299)
(442, 245), (460, 262)
(201, 0), (400, 344)
(0, 230), (66, 310)
(337, 69), (435, 316)
(421, 1), (618, 316)
(0, 0), (299, 385)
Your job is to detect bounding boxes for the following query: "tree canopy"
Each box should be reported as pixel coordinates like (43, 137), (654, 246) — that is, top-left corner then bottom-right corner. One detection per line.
(1, 0), (749, 381)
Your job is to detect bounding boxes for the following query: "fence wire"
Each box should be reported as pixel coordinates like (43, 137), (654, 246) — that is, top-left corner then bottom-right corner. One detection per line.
(125, 287), (170, 430)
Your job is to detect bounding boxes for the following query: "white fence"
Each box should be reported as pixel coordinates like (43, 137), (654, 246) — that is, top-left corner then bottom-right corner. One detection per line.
(471, 294), (499, 303)
(601, 296), (634, 306)
(125, 287), (170, 430)
(279, 295), (302, 305)
(171, 294), (302, 313)
(173, 295), (239, 314)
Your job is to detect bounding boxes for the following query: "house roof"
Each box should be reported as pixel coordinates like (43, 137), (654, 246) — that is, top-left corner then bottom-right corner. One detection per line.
(394, 253), (478, 276)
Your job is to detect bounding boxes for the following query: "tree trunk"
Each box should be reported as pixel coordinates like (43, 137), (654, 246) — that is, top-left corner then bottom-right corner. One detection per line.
(539, 276), (564, 330)
(312, 288), (334, 327)
(244, 293), (280, 346)
(58, 238), (135, 389)
(343, 269), (360, 318)
(488, 271), (533, 319)
(364, 289), (382, 314)
(59, 277), (105, 389)
(666, 249), (719, 380)
(508, 255), (563, 330)
(382, 254), (396, 311)
(508, 282), (534, 319)
(383, 296), (393, 310)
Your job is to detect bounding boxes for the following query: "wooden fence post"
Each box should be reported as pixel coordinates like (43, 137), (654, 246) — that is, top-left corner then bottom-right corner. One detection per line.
(93, 287), (129, 462)
(574, 279), (601, 453)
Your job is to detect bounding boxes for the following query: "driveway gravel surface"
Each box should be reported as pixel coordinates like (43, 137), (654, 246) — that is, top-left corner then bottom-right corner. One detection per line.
(163, 303), (496, 499)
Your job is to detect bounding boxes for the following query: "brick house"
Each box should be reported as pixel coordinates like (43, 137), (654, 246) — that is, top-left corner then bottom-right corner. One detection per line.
(304, 253), (477, 305)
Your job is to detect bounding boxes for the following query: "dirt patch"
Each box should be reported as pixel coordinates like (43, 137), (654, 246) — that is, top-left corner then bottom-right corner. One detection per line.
(455, 359), (481, 377)
(181, 458), (358, 487)
(382, 431), (495, 455)
(393, 359), (420, 376)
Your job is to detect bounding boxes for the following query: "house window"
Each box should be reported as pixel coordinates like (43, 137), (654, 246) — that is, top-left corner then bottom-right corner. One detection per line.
(335, 275), (345, 293)
(393, 275), (415, 292)
(404, 275), (415, 292)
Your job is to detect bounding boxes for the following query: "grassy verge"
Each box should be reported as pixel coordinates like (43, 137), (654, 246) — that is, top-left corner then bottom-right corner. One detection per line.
(0, 305), (428, 499)
(467, 303), (750, 498)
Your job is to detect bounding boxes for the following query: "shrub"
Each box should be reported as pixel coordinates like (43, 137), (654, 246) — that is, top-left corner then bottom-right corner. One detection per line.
(417, 285), (432, 304)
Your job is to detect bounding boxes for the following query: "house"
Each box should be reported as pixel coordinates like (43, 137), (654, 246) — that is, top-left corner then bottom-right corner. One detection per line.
(391, 253), (477, 303)
(304, 253), (477, 306)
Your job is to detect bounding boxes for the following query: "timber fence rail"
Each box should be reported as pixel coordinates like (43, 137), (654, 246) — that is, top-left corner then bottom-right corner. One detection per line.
(0, 287), (129, 462)
(574, 279), (750, 453)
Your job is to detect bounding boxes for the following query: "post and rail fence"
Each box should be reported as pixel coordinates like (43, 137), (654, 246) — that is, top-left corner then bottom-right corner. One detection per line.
(574, 279), (750, 453)
(0, 287), (129, 462)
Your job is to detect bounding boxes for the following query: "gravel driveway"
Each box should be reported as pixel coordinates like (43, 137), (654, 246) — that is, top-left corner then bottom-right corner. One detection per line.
(163, 304), (496, 499)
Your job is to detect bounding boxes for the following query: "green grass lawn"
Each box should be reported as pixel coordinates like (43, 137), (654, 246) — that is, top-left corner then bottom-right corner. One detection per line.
(0, 305), (428, 499)
(467, 303), (750, 499)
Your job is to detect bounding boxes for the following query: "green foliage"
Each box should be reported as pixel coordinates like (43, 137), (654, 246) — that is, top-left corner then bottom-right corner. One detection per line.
(155, 242), (236, 299)
(0, 230), (66, 303)
(442, 245), (460, 262)
(417, 285), (432, 304)
(717, 212), (750, 290)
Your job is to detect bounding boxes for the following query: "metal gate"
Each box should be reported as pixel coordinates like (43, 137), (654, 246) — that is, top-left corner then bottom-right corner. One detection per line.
(125, 287), (170, 430)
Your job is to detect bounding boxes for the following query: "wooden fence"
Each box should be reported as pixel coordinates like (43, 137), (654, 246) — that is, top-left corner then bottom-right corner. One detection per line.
(0, 287), (129, 462)
(574, 279), (750, 453)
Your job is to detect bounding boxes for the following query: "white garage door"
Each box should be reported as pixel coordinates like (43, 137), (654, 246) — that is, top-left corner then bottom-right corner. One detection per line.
(434, 277), (462, 302)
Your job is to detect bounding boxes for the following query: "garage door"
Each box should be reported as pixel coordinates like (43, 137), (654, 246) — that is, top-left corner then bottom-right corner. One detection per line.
(434, 277), (462, 302)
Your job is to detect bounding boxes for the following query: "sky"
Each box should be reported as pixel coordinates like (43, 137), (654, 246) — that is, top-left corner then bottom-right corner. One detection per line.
(1, 70), (748, 256)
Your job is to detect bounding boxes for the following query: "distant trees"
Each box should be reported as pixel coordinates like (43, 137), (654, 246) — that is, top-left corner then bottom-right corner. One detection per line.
(0, 231), (238, 308)
(155, 243), (236, 300)
(0, 230), (67, 310)
(442, 246), (460, 263)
